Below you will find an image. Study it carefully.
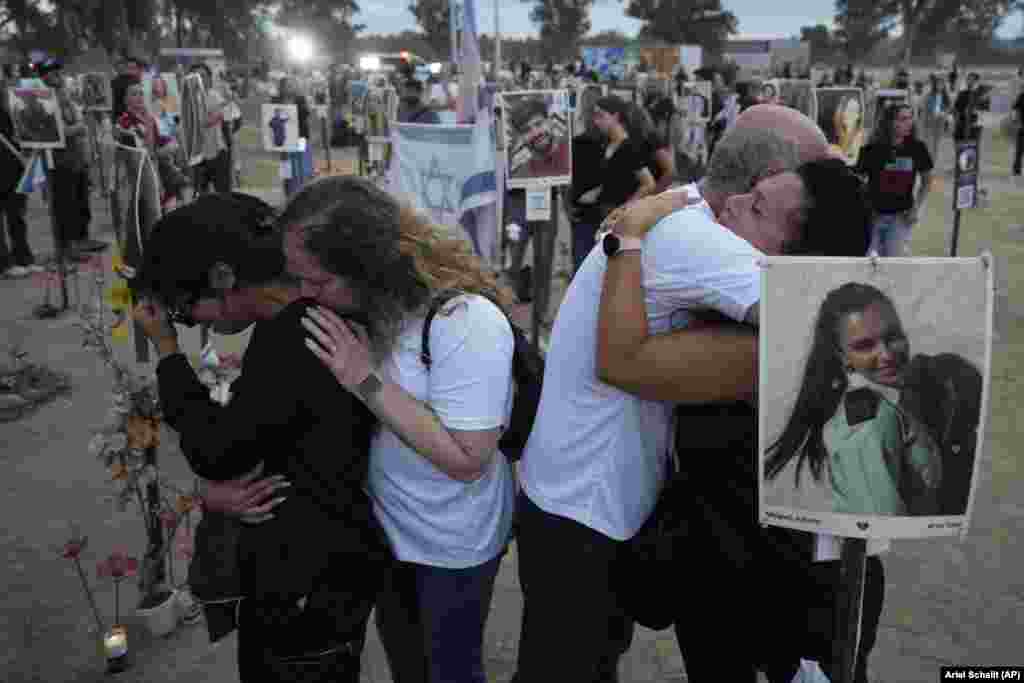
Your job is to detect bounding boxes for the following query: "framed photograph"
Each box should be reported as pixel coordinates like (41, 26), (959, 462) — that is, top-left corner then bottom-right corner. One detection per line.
(8, 87), (65, 149)
(609, 87), (637, 104)
(143, 73), (180, 120)
(500, 90), (572, 189)
(816, 88), (865, 165)
(262, 103), (301, 152)
(778, 79), (818, 121)
(759, 257), (992, 540)
(81, 73), (112, 111)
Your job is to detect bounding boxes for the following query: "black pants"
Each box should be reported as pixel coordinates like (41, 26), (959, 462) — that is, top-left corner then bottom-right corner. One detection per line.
(236, 595), (368, 683)
(800, 556), (885, 683)
(195, 149), (231, 195)
(51, 166), (92, 247)
(0, 193), (32, 268)
(512, 491), (633, 683)
(1013, 126), (1023, 176)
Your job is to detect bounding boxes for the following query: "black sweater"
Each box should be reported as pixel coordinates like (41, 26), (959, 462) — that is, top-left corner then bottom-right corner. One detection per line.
(158, 299), (388, 608)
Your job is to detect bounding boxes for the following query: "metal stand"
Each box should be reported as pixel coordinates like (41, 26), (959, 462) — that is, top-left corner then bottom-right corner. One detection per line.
(529, 186), (560, 346)
(830, 538), (868, 683)
(43, 158), (69, 312)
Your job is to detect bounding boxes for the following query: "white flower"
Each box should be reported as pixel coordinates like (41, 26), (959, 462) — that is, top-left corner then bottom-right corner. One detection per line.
(506, 222), (523, 242)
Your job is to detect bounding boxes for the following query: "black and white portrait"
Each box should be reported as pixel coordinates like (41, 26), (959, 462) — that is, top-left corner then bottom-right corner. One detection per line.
(9, 87), (65, 149)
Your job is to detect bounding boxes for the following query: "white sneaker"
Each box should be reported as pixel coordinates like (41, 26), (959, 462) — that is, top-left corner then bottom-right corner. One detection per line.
(4, 266), (29, 278)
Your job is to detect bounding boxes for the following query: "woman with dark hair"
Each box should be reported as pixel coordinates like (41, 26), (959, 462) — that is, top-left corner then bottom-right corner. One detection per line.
(282, 176), (517, 683)
(131, 192), (388, 682)
(630, 101), (676, 193)
(764, 282), (942, 516)
(855, 103), (934, 256)
(569, 95), (656, 273)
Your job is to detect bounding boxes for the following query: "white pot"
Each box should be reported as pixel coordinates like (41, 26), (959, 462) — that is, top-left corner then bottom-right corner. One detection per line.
(136, 590), (179, 637)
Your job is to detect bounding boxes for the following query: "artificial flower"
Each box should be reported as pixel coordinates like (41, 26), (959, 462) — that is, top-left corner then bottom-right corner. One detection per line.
(175, 495), (196, 515)
(125, 415), (158, 450)
(160, 510), (177, 530)
(88, 434), (107, 457)
(97, 552), (138, 580)
(110, 462), (129, 481)
(62, 534), (88, 559)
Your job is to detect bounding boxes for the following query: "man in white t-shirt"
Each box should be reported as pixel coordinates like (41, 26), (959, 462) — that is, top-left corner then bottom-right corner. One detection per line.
(512, 106), (874, 683)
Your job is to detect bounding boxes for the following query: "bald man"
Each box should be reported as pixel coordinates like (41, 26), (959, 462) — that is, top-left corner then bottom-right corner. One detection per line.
(513, 105), (872, 683)
(590, 105), (880, 683)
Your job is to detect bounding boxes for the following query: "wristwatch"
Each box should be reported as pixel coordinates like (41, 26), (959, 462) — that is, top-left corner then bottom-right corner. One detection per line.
(602, 232), (643, 258)
(356, 372), (383, 401)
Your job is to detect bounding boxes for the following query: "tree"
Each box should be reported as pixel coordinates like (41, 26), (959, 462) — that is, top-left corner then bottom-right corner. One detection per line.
(624, 0), (737, 53)
(799, 24), (838, 62)
(835, 0), (1022, 66)
(522, 0), (595, 62)
(276, 0), (362, 60)
(834, 0), (895, 62)
(408, 0), (451, 58)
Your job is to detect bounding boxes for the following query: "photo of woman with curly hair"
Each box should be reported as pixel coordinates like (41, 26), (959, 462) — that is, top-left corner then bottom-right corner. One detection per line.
(816, 88), (865, 164)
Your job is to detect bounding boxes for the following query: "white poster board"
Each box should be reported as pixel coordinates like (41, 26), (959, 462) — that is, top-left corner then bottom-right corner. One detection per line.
(8, 87), (65, 150)
(759, 257), (992, 540)
(500, 90), (572, 189)
(262, 103), (301, 152)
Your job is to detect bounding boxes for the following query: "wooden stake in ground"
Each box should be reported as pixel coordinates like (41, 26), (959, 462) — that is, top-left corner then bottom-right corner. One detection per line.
(831, 537), (867, 683)
(42, 152), (69, 311)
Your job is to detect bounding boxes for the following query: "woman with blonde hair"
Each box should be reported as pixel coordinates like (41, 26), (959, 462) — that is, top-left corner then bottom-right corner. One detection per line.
(283, 176), (517, 683)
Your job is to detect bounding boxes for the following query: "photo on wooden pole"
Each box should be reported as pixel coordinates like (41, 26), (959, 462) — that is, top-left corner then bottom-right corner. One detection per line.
(758, 257), (992, 540)
(143, 73), (180, 122)
(500, 90), (572, 189)
(261, 103), (300, 152)
(8, 87), (65, 149)
(816, 88), (865, 165)
(81, 73), (112, 111)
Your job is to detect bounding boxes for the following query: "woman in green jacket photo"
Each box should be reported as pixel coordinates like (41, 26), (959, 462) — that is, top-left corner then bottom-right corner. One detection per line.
(764, 282), (944, 516)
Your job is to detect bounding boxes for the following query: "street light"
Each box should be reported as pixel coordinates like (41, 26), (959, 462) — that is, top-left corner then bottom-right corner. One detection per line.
(287, 35), (314, 62)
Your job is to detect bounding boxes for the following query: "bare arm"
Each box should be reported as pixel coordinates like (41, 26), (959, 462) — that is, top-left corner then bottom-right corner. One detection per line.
(652, 147), (676, 194)
(625, 167), (656, 205)
(595, 193), (759, 404)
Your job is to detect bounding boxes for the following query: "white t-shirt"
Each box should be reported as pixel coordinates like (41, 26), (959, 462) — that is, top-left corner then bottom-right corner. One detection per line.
(202, 88), (226, 160)
(518, 185), (763, 540)
(367, 294), (516, 568)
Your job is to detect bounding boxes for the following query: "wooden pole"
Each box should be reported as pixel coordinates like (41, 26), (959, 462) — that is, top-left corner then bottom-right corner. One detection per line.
(530, 186), (559, 346)
(43, 154), (70, 311)
(831, 537), (868, 683)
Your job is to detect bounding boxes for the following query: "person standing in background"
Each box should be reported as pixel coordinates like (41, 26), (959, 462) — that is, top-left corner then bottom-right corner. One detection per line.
(1012, 85), (1024, 177)
(191, 62), (231, 194)
(39, 58), (95, 259)
(112, 53), (146, 122)
(0, 70), (42, 278)
(922, 75), (951, 164)
(272, 76), (312, 197)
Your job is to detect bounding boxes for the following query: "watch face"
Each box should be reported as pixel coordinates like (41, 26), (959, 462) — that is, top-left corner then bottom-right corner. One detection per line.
(602, 233), (620, 257)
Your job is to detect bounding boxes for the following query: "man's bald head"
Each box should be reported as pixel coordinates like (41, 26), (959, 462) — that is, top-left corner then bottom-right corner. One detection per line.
(734, 104), (830, 164)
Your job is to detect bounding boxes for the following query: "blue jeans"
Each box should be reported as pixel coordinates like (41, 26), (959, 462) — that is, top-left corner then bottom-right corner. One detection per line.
(869, 212), (912, 256)
(375, 554), (503, 683)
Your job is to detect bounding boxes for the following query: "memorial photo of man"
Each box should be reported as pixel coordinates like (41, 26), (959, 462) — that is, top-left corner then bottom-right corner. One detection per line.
(505, 93), (572, 183)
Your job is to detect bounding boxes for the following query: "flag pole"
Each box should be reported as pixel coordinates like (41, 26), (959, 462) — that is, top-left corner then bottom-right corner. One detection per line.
(493, 0), (501, 79)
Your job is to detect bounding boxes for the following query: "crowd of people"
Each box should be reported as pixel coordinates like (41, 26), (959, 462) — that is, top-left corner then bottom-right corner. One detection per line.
(113, 90), (970, 683)
(0, 47), (1008, 681)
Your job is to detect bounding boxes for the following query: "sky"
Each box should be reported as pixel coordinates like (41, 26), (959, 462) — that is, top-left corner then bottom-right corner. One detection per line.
(356, 0), (1023, 41)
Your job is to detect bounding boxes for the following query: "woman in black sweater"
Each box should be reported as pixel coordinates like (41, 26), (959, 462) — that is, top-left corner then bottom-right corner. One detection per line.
(132, 193), (388, 682)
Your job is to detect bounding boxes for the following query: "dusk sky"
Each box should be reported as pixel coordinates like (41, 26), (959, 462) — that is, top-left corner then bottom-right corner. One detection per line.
(355, 0), (1023, 40)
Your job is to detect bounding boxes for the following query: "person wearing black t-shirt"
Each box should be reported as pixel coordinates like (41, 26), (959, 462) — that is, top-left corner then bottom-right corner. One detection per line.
(855, 103), (934, 256)
(132, 194), (387, 682)
(111, 55), (146, 122)
(1012, 88), (1023, 176)
(570, 95), (655, 273)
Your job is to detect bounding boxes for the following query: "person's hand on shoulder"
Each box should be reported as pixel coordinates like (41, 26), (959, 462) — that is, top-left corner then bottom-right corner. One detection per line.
(200, 463), (290, 524)
(602, 189), (699, 238)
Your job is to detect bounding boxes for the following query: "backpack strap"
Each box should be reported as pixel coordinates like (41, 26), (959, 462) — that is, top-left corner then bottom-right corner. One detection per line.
(420, 289), (464, 370)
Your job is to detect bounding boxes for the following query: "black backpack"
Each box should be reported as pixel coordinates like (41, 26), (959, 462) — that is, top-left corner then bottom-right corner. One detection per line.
(421, 291), (544, 462)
